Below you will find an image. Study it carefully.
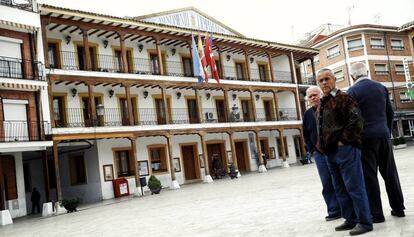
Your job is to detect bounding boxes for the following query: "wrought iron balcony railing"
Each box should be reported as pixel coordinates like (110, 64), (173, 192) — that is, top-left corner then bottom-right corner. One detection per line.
(0, 56), (44, 80)
(0, 121), (51, 142)
(53, 107), (299, 128)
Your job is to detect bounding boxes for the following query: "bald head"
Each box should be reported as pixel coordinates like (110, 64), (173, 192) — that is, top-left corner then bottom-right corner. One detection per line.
(306, 86), (322, 108)
(350, 62), (368, 80)
(306, 86), (322, 98)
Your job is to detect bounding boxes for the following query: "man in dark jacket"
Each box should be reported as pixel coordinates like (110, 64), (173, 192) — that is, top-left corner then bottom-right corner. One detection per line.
(317, 68), (372, 236)
(303, 86), (340, 221)
(31, 187), (41, 214)
(347, 62), (405, 223)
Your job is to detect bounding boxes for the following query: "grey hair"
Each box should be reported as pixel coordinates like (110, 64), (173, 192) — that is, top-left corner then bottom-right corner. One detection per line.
(305, 86), (323, 100)
(350, 62), (368, 79)
(316, 68), (334, 78)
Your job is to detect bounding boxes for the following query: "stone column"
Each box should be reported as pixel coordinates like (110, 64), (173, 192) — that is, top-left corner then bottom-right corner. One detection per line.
(199, 131), (213, 183)
(255, 130), (267, 172)
(166, 134), (180, 189)
(53, 141), (62, 201)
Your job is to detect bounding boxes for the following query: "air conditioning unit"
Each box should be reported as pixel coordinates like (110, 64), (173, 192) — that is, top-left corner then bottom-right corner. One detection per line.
(205, 112), (214, 120)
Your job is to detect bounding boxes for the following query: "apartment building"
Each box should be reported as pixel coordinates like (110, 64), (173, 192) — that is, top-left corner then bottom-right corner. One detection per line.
(303, 24), (414, 138)
(0, 0), (51, 224)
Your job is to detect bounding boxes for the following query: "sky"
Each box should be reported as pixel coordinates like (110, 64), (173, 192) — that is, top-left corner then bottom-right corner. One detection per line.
(38, 0), (414, 44)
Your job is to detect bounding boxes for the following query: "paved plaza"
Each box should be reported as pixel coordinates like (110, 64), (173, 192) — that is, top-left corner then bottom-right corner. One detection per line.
(1, 147), (413, 237)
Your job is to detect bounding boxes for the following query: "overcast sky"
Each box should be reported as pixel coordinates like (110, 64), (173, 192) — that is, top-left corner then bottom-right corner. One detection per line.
(39, 0), (414, 44)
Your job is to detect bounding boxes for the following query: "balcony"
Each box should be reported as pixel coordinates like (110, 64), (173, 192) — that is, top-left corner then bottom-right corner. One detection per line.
(0, 121), (51, 142)
(0, 56), (44, 80)
(0, 0), (35, 12)
(53, 107), (299, 128)
(49, 51), (295, 84)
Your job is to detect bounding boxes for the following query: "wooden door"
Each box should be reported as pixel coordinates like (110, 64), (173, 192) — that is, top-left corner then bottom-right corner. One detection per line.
(215, 99), (226, 122)
(82, 97), (101, 127)
(53, 96), (65, 127)
(235, 141), (248, 172)
(181, 145), (197, 180)
(187, 99), (199, 123)
(260, 139), (270, 160)
(207, 143), (226, 174)
(155, 98), (166, 125)
(263, 100), (273, 121)
(241, 100), (251, 122)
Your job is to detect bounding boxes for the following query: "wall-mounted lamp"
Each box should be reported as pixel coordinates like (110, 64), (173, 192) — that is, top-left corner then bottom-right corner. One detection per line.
(205, 92), (211, 100)
(176, 91), (182, 100)
(71, 88), (77, 97)
(226, 55), (231, 62)
(171, 48), (176, 56)
(250, 57), (254, 64)
(96, 104), (105, 116)
(255, 94), (260, 101)
(138, 44), (144, 52)
(232, 93), (237, 101)
(65, 35), (72, 45)
(143, 90), (149, 99)
(108, 89), (114, 98)
(103, 40), (109, 49)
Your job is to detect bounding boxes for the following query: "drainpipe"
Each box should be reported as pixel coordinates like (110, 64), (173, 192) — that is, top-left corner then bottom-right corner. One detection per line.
(341, 36), (352, 87)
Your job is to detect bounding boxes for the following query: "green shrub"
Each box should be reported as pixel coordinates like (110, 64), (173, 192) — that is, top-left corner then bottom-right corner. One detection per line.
(398, 136), (406, 144)
(147, 175), (161, 190)
(60, 197), (81, 206)
(392, 138), (400, 146)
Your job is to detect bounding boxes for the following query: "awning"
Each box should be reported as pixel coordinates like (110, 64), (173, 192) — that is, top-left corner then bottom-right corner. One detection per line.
(0, 19), (38, 31)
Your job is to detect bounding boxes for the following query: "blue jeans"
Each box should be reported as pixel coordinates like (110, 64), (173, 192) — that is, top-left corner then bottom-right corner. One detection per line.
(326, 145), (372, 229)
(314, 151), (341, 216)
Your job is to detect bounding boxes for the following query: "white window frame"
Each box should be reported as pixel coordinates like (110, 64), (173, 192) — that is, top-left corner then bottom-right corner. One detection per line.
(395, 64), (405, 75)
(327, 45), (340, 59)
(399, 91), (411, 103)
(374, 64), (388, 75)
(334, 70), (344, 81)
(347, 38), (363, 51)
(390, 39), (404, 50)
(370, 37), (385, 49)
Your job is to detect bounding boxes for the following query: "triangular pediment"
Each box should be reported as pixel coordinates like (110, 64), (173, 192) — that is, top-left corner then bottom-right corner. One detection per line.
(133, 7), (244, 37)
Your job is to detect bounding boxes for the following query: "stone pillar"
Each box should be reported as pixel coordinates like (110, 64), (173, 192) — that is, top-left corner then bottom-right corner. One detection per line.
(53, 141), (62, 201)
(166, 134), (180, 189)
(161, 86), (170, 124)
(228, 131), (241, 177)
(124, 84), (134, 125)
(255, 130), (267, 172)
(87, 84), (97, 126)
(119, 32), (128, 73)
(279, 129), (289, 168)
(199, 132), (213, 183)
(81, 28), (91, 71)
(155, 38), (164, 75)
(249, 89), (257, 122)
(267, 52), (275, 82)
(130, 138), (141, 196)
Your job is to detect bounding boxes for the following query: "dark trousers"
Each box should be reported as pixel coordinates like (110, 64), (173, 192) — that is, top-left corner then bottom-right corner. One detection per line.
(361, 138), (405, 218)
(314, 151), (341, 216)
(32, 202), (40, 214)
(326, 145), (372, 229)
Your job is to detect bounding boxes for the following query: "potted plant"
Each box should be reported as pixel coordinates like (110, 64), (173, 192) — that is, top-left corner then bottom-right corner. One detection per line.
(147, 175), (162, 195)
(60, 198), (81, 213)
(393, 136), (407, 149)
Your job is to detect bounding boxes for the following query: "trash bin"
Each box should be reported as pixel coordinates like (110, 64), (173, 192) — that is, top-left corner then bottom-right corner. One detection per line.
(112, 178), (130, 198)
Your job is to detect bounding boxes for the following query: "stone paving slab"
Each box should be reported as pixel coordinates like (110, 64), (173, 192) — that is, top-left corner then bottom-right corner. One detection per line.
(1, 147), (413, 237)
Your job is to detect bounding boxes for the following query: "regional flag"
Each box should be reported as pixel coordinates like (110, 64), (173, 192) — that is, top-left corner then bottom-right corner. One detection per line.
(197, 34), (209, 82)
(191, 34), (204, 84)
(205, 33), (220, 84)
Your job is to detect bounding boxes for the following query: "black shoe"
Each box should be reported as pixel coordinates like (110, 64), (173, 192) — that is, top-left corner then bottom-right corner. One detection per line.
(325, 214), (341, 221)
(391, 210), (405, 217)
(335, 222), (356, 231)
(372, 215), (385, 223)
(349, 224), (373, 236)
